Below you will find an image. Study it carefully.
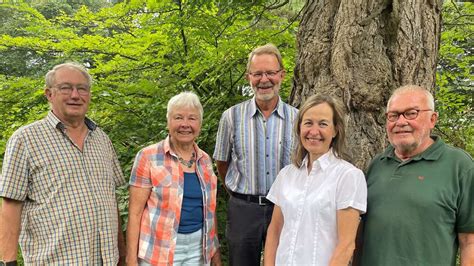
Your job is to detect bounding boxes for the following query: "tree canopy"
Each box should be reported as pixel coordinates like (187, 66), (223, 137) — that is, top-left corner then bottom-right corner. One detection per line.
(0, 0), (302, 167)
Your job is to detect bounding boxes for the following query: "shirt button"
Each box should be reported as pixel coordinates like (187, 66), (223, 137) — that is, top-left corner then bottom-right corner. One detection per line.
(266, 154), (269, 157)
(266, 172), (270, 175)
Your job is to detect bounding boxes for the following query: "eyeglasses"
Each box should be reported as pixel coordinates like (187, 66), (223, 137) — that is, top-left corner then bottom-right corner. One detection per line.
(385, 109), (432, 122)
(248, 70), (282, 79)
(54, 83), (90, 96)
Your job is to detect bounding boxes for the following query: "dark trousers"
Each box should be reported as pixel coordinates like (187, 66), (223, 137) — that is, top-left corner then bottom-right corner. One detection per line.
(226, 195), (274, 266)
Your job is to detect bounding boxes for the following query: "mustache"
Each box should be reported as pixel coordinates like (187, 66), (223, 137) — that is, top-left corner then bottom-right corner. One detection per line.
(257, 81), (274, 87)
(392, 127), (413, 133)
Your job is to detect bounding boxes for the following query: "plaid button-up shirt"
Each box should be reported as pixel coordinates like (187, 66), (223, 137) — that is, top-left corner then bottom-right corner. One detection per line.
(0, 111), (125, 265)
(129, 137), (219, 265)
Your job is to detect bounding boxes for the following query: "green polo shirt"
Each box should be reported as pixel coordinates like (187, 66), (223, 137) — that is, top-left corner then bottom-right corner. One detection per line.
(361, 136), (474, 266)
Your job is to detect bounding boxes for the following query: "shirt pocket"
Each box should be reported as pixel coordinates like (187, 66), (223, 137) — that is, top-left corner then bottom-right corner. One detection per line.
(150, 165), (179, 205)
(150, 165), (174, 187)
(233, 132), (252, 162)
(27, 153), (64, 204)
(90, 156), (116, 199)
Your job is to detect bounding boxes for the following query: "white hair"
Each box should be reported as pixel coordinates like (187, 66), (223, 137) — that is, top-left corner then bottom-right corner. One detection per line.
(166, 91), (203, 122)
(387, 85), (435, 110)
(45, 62), (92, 88)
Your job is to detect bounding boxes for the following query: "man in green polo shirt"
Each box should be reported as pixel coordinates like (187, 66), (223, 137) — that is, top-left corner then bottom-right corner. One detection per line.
(360, 85), (474, 265)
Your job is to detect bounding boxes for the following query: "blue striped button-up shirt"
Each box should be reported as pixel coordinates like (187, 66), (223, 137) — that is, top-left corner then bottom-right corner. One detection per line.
(213, 97), (297, 195)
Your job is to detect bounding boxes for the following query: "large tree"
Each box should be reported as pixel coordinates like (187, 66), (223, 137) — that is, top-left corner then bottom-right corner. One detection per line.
(291, 0), (443, 168)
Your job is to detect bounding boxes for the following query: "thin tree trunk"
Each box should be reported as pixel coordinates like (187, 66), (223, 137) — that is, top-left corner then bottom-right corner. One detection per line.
(290, 0), (442, 169)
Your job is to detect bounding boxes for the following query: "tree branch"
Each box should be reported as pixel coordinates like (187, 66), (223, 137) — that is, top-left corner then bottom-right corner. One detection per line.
(265, 0), (290, 10)
(272, 3), (305, 36)
(177, 0), (188, 56)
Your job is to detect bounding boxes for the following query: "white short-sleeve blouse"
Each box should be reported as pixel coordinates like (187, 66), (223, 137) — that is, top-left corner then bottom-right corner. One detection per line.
(266, 150), (367, 265)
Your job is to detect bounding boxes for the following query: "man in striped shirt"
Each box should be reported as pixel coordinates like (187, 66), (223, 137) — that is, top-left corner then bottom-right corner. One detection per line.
(0, 63), (126, 265)
(213, 44), (297, 266)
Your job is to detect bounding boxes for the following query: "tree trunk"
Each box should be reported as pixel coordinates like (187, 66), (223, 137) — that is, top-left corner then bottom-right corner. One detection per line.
(290, 0), (442, 169)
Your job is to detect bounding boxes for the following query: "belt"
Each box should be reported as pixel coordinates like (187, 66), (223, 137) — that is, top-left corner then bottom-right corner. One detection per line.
(231, 192), (273, 206)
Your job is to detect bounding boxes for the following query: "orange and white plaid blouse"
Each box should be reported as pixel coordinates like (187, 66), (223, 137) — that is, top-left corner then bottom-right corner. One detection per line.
(129, 136), (219, 265)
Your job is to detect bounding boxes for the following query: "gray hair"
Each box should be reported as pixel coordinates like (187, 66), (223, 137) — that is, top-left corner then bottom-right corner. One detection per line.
(166, 91), (203, 122)
(45, 62), (92, 88)
(388, 85), (435, 110)
(246, 43), (284, 72)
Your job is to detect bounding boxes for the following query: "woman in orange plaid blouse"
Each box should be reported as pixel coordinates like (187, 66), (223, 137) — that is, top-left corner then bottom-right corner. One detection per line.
(126, 92), (221, 266)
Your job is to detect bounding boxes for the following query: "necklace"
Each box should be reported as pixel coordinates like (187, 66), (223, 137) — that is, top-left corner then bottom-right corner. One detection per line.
(178, 152), (196, 168)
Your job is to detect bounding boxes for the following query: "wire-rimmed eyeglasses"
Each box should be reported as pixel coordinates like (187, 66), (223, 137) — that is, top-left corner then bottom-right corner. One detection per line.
(248, 69), (282, 79)
(54, 83), (91, 96)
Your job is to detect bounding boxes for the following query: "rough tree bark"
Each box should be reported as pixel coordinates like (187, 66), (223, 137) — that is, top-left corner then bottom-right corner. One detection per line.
(290, 0), (442, 169)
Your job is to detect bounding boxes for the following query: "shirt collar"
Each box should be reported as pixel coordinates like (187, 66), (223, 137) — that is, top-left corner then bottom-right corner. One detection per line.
(248, 96), (286, 119)
(46, 111), (97, 132)
(380, 135), (443, 162)
(301, 149), (336, 172)
(164, 135), (204, 160)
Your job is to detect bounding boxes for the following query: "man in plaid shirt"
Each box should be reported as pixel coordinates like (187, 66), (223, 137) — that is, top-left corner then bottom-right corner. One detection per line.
(0, 62), (126, 265)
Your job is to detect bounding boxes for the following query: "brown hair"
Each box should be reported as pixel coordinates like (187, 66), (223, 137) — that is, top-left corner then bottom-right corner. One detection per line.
(292, 94), (349, 167)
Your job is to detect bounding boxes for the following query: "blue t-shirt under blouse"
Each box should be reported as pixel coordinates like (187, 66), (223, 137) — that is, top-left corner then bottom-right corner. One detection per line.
(178, 172), (204, 234)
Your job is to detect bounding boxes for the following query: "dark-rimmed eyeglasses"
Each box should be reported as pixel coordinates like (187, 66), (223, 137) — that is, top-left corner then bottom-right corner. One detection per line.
(385, 109), (432, 122)
(248, 69), (282, 79)
(54, 83), (90, 96)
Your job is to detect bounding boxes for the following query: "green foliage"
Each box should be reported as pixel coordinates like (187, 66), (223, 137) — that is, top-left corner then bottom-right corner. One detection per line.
(0, 75), (48, 155)
(0, 1), (301, 263)
(435, 1), (473, 155)
(0, 0), (300, 164)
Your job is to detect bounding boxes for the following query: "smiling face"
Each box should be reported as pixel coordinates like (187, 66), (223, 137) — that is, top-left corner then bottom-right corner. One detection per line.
(246, 53), (284, 105)
(45, 67), (91, 124)
(386, 90), (437, 159)
(167, 106), (201, 146)
(300, 102), (337, 162)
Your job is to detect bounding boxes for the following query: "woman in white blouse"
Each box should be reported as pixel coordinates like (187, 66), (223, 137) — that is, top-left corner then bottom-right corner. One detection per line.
(264, 94), (367, 266)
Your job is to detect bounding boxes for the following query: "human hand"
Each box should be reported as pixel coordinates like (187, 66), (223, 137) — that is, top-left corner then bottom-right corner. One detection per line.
(211, 250), (222, 266)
